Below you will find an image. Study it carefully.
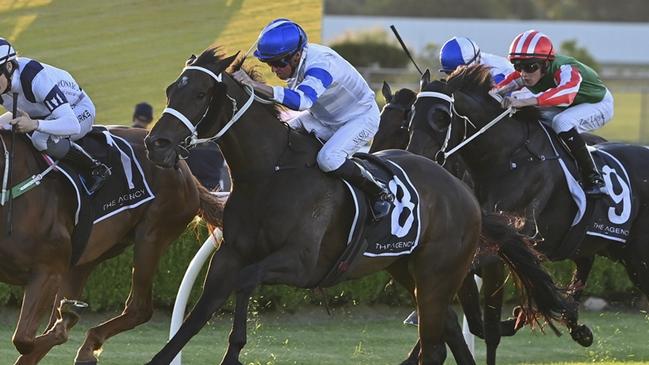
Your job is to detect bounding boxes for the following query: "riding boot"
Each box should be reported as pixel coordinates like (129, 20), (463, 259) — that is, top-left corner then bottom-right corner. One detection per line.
(62, 144), (111, 194)
(558, 129), (607, 196)
(330, 160), (394, 220)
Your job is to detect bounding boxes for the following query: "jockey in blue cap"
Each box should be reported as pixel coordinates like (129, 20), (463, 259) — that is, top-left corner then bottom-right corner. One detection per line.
(0, 38), (110, 194)
(439, 36), (513, 84)
(233, 18), (393, 220)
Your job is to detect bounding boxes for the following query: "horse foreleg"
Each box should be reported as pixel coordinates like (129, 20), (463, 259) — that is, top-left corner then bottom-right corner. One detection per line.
(15, 265), (94, 365)
(147, 245), (245, 365)
(564, 256), (595, 347)
(481, 260), (505, 365)
(13, 270), (61, 356)
(75, 228), (179, 364)
(220, 288), (253, 365)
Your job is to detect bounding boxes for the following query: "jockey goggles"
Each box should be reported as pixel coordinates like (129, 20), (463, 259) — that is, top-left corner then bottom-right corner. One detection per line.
(513, 61), (541, 73)
(263, 54), (293, 68)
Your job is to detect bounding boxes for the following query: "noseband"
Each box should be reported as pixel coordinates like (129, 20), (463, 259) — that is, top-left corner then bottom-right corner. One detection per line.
(415, 91), (514, 165)
(162, 65), (256, 155)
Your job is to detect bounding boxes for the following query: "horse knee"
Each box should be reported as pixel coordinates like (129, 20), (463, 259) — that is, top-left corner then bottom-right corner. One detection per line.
(419, 343), (446, 365)
(13, 335), (35, 355)
(128, 305), (153, 326)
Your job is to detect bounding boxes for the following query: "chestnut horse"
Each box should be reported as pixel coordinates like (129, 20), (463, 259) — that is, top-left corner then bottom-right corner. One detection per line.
(0, 127), (222, 365)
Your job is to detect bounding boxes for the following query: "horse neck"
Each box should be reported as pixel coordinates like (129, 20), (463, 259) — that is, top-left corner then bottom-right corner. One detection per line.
(215, 85), (288, 183)
(460, 115), (536, 178)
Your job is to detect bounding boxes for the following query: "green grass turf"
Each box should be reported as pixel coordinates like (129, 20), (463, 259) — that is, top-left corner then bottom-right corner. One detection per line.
(0, 0), (322, 125)
(0, 306), (647, 364)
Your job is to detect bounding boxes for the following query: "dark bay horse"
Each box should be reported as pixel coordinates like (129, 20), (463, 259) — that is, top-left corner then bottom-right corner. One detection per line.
(144, 48), (571, 365)
(376, 78), (610, 365)
(372, 81), (533, 361)
(408, 64), (649, 364)
(0, 127), (223, 365)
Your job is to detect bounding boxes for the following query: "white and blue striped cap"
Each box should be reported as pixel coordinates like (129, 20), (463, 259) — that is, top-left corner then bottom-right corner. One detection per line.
(439, 37), (480, 73)
(0, 38), (16, 66)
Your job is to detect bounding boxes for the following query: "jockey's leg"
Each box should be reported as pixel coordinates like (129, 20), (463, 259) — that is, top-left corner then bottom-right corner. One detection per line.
(557, 129), (607, 196)
(330, 159), (393, 220)
(57, 140), (110, 194)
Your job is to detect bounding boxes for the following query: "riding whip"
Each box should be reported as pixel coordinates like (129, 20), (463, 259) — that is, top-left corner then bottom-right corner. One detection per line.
(5, 92), (17, 236)
(390, 25), (423, 76)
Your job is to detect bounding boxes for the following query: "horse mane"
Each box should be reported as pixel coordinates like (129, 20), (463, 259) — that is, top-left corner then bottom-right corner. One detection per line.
(446, 64), (494, 95)
(193, 47), (285, 120)
(446, 64), (541, 123)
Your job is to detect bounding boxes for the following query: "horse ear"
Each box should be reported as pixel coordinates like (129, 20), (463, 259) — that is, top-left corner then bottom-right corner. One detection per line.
(381, 81), (392, 103)
(220, 51), (241, 71)
(186, 54), (197, 66)
(420, 69), (431, 91)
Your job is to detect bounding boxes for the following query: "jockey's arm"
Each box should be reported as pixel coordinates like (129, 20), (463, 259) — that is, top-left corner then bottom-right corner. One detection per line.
(535, 65), (581, 107)
(36, 102), (81, 136)
(493, 71), (525, 95)
(271, 66), (333, 111)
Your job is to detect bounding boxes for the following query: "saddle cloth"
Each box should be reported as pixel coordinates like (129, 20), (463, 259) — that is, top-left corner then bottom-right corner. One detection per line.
(540, 123), (637, 244)
(347, 153), (421, 257)
(43, 126), (155, 264)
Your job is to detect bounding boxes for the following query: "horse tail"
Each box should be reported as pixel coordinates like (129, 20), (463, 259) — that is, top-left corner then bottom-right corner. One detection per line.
(194, 176), (225, 230)
(480, 211), (570, 330)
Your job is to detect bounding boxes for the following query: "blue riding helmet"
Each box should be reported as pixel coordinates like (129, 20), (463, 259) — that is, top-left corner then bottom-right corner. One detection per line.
(439, 37), (481, 74)
(254, 19), (308, 62)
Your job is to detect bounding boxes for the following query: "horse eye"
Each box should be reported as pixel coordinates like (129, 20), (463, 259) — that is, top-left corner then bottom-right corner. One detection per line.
(198, 92), (206, 99)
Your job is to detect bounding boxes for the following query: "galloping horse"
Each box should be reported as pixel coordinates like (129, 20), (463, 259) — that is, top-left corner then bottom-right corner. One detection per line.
(408, 65), (649, 364)
(144, 48), (571, 365)
(0, 127), (223, 365)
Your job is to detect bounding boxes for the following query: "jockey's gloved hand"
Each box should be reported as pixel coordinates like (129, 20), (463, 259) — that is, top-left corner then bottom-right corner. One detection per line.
(501, 96), (537, 110)
(232, 70), (255, 87)
(10, 110), (39, 133)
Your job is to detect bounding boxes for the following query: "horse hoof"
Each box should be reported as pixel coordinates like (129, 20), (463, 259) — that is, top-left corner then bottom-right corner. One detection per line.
(570, 324), (593, 347)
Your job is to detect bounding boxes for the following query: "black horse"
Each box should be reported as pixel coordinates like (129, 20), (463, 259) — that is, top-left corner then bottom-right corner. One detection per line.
(144, 48), (571, 365)
(408, 64), (649, 364)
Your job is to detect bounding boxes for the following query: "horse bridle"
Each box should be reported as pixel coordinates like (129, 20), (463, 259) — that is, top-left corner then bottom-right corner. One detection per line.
(162, 65), (256, 155)
(415, 91), (514, 165)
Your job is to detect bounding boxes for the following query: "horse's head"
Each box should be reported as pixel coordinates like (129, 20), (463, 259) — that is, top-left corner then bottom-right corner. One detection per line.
(406, 69), (454, 161)
(408, 65), (517, 164)
(370, 82), (417, 152)
(145, 48), (238, 168)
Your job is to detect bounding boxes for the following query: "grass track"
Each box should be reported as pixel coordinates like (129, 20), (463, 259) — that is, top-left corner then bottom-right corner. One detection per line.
(0, 306), (647, 364)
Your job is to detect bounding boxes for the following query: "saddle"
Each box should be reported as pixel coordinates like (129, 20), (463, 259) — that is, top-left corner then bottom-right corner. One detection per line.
(47, 127), (155, 265)
(317, 153), (421, 286)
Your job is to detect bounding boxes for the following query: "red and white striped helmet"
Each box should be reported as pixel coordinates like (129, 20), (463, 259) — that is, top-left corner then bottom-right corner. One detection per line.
(508, 30), (555, 62)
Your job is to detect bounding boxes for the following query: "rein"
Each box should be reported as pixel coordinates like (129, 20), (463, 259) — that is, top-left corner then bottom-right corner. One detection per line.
(416, 91), (514, 165)
(162, 65), (256, 150)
